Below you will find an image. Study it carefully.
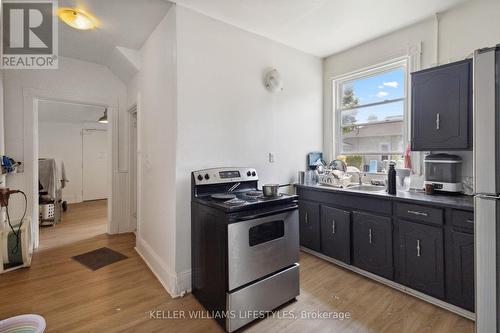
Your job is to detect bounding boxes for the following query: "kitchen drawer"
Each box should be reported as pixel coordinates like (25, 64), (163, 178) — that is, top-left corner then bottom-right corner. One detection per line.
(297, 187), (391, 215)
(226, 264), (299, 332)
(451, 210), (474, 232)
(396, 202), (443, 226)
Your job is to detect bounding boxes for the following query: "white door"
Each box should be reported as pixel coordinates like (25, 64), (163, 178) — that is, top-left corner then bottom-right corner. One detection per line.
(82, 129), (108, 201)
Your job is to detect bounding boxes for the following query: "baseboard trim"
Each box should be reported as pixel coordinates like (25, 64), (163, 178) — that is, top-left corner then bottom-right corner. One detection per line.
(300, 246), (476, 321)
(134, 238), (191, 298)
(176, 269), (192, 296)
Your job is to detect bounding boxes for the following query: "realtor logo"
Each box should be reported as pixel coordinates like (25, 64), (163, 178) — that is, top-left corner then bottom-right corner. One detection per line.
(2, 0), (58, 69)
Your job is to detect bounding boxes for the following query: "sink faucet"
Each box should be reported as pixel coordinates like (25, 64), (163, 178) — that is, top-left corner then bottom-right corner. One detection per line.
(346, 166), (363, 185)
(355, 171), (363, 185)
(347, 171), (363, 186)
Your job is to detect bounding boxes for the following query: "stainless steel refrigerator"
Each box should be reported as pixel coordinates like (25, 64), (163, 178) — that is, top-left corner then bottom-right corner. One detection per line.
(474, 46), (500, 333)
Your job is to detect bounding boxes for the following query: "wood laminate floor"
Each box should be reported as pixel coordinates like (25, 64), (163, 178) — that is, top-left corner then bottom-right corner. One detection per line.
(38, 200), (108, 251)
(0, 202), (474, 333)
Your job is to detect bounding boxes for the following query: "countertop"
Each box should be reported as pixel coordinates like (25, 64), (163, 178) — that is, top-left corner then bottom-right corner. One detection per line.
(295, 183), (474, 211)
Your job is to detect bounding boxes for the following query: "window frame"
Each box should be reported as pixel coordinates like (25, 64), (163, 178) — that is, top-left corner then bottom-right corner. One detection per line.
(333, 57), (409, 157)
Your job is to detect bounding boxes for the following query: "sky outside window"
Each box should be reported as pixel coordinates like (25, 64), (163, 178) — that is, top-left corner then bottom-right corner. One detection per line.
(340, 68), (405, 125)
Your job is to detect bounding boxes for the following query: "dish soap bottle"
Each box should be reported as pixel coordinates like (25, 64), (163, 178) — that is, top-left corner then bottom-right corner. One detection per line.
(387, 162), (397, 195)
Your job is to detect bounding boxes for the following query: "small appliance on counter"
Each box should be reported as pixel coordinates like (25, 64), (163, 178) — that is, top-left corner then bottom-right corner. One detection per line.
(424, 153), (463, 193)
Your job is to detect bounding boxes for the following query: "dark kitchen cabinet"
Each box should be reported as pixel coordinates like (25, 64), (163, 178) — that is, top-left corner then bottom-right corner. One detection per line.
(398, 219), (445, 299)
(447, 229), (475, 311)
(320, 206), (351, 264)
(298, 200), (320, 251)
(411, 59), (472, 151)
(352, 211), (393, 279)
(296, 185), (475, 312)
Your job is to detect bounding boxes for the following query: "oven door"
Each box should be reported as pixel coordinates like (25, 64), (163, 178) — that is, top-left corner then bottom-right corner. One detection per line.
(227, 207), (299, 291)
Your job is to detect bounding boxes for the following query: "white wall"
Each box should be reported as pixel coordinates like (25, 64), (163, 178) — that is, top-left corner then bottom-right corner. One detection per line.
(129, 5), (323, 296)
(3, 56), (131, 233)
(323, 0), (500, 179)
(174, 6), (322, 282)
(131, 6), (179, 294)
(0, 72), (5, 189)
(38, 121), (107, 203)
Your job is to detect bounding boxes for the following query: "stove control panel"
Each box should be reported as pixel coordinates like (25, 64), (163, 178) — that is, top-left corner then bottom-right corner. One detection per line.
(193, 167), (258, 185)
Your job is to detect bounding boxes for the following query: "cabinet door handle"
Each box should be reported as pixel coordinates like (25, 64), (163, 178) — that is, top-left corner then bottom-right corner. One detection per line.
(332, 219), (336, 235)
(408, 210), (428, 217)
(417, 239), (421, 257)
(305, 212), (308, 224)
(368, 228), (373, 244)
(466, 219), (474, 224)
(436, 113), (440, 130)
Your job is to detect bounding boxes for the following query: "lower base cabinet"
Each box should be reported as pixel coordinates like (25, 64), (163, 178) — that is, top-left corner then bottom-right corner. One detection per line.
(352, 211), (393, 280)
(447, 230), (474, 311)
(397, 219), (445, 299)
(297, 188), (474, 313)
(299, 201), (320, 252)
(320, 206), (351, 264)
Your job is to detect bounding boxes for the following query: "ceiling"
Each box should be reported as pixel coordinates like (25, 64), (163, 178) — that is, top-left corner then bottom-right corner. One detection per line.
(173, 0), (468, 57)
(58, 0), (173, 81)
(38, 100), (106, 123)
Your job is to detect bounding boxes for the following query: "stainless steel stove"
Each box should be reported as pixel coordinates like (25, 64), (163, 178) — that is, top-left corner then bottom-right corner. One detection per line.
(191, 167), (300, 332)
(192, 167), (298, 213)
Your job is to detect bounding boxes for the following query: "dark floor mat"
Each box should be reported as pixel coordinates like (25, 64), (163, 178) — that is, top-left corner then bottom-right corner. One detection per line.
(72, 247), (128, 271)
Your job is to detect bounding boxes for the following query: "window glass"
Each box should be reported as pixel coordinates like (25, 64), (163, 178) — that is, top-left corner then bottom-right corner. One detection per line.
(336, 63), (406, 163)
(340, 68), (405, 109)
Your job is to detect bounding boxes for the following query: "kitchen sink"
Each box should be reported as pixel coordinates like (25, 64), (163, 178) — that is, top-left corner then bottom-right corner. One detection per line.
(345, 185), (386, 192)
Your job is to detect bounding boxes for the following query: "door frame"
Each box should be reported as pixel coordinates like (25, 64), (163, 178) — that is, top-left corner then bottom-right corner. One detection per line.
(23, 87), (117, 248)
(127, 103), (138, 232)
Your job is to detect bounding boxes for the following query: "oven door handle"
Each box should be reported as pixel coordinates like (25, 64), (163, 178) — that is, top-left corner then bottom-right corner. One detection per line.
(234, 205), (298, 221)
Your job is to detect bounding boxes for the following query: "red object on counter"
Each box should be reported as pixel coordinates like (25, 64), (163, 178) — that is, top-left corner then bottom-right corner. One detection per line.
(404, 144), (412, 171)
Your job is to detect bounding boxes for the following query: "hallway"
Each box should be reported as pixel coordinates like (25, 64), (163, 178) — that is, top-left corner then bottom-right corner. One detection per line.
(38, 200), (107, 251)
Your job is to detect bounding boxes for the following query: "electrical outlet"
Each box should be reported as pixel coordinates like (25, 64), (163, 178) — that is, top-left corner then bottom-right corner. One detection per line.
(269, 152), (276, 163)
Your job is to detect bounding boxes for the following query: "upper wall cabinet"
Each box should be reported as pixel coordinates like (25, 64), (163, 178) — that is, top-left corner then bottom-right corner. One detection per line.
(411, 59), (472, 151)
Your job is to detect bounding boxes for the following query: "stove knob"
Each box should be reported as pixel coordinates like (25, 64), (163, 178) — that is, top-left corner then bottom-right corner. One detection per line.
(197, 175), (203, 181)
(247, 171), (252, 177)
(251, 171), (256, 177)
(204, 174), (210, 180)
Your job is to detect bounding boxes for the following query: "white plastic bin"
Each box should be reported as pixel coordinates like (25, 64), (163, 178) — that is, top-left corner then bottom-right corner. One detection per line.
(39, 204), (55, 220)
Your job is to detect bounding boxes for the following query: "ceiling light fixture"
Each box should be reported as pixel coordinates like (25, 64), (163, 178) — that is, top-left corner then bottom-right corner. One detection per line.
(58, 8), (98, 30)
(98, 109), (108, 124)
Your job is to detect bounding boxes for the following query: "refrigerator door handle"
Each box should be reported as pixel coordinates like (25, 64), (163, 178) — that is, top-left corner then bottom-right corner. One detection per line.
(476, 194), (500, 200)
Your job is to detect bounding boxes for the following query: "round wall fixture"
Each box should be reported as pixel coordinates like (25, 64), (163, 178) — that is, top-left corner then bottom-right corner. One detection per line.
(264, 69), (283, 92)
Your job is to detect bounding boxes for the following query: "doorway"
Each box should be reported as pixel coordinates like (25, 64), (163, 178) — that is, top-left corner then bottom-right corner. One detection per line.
(37, 99), (110, 250)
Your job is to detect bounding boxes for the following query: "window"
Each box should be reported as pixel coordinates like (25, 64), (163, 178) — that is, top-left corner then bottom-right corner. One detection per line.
(334, 59), (407, 171)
